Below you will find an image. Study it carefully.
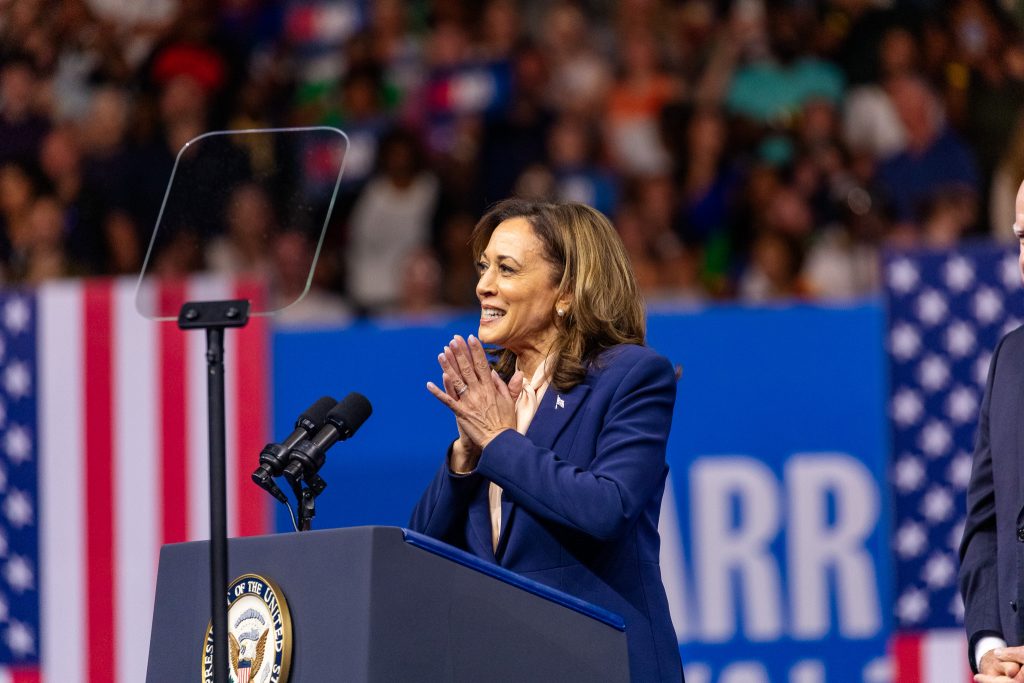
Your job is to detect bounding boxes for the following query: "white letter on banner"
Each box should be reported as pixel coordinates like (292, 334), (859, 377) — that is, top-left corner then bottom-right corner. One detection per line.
(786, 453), (881, 638)
(790, 660), (825, 683)
(681, 664), (711, 683)
(692, 457), (782, 641)
(719, 662), (770, 683)
(658, 474), (692, 641)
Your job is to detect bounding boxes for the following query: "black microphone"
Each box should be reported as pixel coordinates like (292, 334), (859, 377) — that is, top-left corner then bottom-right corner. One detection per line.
(253, 396), (337, 502)
(282, 392), (373, 488)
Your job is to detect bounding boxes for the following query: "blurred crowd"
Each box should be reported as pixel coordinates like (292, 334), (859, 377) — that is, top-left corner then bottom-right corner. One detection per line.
(1, 0), (1023, 321)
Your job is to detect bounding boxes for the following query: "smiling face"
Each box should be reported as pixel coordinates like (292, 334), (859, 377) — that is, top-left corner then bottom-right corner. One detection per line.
(476, 217), (564, 370)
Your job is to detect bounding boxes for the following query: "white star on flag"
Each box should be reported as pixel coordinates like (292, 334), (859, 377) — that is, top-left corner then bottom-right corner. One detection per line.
(916, 290), (949, 326)
(897, 587), (930, 624)
(3, 426), (30, 464)
(3, 489), (31, 528)
(972, 287), (1003, 323)
(921, 552), (956, 588)
(895, 521), (928, 558)
(2, 362), (29, 400)
(921, 486), (954, 523)
(4, 620), (34, 658)
(943, 256), (975, 292)
(944, 386), (978, 423)
(3, 555), (33, 593)
(947, 453), (973, 489)
(892, 389), (924, 427)
(944, 321), (975, 358)
(889, 324), (922, 361)
(1002, 317), (1023, 337)
(2, 300), (29, 336)
(888, 259), (920, 293)
(918, 420), (952, 458)
(894, 456), (926, 492)
(917, 355), (951, 392)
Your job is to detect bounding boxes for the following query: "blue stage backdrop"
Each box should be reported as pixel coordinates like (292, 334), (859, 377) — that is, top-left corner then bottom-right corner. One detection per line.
(272, 302), (891, 683)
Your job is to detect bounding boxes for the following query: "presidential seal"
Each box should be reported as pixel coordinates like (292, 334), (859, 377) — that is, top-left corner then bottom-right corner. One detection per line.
(201, 574), (293, 683)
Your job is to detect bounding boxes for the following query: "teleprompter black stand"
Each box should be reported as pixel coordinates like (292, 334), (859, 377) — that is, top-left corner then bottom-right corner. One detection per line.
(177, 298), (250, 683)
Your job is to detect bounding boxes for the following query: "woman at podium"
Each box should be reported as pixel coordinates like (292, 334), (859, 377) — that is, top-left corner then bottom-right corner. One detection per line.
(411, 199), (683, 682)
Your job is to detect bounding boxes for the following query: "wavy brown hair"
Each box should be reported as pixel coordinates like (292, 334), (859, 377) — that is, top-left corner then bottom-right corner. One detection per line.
(470, 198), (646, 391)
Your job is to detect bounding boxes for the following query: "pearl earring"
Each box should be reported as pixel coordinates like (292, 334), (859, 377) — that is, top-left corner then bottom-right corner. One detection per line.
(557, 308), (565, 317)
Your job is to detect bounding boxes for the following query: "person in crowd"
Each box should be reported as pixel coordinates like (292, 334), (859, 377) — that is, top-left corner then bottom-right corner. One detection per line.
(20, 194), (82, 284)
(345, 126), (440, 313)
(738, 228), (811, 302)
(548, 113), (618, 217)
(961, 177), (1024, 681)
(393, 246), (450, 318)
(604, 27), (679, 176)
(542, 3), (612, 116)
(437, 211), (481, 308)
(410, 199), (683, 682)
(270, 229), (352, 327)
(206, 182), (276, 278)
(0, 56), (50, 165)
(0, 160), (43, 277)
(875, 73), (980, 231)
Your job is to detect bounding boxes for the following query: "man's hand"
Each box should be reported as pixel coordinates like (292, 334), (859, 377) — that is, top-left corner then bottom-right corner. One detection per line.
(976, 647), (1024, 682)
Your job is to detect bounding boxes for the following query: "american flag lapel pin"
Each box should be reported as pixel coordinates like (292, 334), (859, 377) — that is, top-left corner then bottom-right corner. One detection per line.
(555, 395), (565, 409)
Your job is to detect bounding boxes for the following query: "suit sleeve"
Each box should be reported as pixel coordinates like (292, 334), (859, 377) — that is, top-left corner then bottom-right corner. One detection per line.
(959, 334), (1007, 672)
(408, 442), (481, 546)
(475, 351), (676, 541)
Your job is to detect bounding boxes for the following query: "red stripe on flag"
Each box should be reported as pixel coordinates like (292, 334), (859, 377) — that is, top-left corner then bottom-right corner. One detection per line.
(234, 282), (269, 536)
(11, 668), (41, 683)
(159, 281), (189, 544)
(892, 632), (923, 683)
(83, 280), (116, 683)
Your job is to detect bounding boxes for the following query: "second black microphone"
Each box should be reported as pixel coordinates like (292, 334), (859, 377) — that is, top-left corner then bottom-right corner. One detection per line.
(283, 392), (373, 487)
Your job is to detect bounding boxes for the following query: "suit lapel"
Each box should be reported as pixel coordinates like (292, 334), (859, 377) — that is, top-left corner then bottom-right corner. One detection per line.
(525, 382), (591, 450)
(495, 381), (591, 559)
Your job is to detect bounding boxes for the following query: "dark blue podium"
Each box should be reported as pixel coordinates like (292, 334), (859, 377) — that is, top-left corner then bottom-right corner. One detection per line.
(145, 526), (630, 682)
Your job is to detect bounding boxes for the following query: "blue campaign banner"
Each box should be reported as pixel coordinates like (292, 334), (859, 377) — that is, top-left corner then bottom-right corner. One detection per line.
(271, 302), (891, 682)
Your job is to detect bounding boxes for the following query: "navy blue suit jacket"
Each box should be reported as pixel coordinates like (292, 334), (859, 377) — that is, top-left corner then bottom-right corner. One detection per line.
(410, 344), (683, 682)
(960, 327), (1024, 671)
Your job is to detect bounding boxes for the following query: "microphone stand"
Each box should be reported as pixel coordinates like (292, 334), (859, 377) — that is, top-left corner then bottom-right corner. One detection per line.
(287, 473), (327, 531)
(178, 299), (250, 683)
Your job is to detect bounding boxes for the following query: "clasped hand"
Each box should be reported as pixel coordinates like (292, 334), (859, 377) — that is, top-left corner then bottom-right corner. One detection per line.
(426, 335), (523, 472)
(977, 647), (1024, 682)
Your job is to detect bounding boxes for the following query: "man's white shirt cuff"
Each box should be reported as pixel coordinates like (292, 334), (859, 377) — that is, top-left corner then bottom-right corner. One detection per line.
(977, 636), (1007, 669)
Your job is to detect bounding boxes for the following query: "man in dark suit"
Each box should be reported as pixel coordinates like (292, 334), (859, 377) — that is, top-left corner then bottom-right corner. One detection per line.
(960, 177), (1024, 681)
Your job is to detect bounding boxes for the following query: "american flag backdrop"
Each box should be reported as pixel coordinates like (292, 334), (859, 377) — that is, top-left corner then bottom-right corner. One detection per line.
(0, 276), (271, 683)
(885, 244), (1024, 682)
